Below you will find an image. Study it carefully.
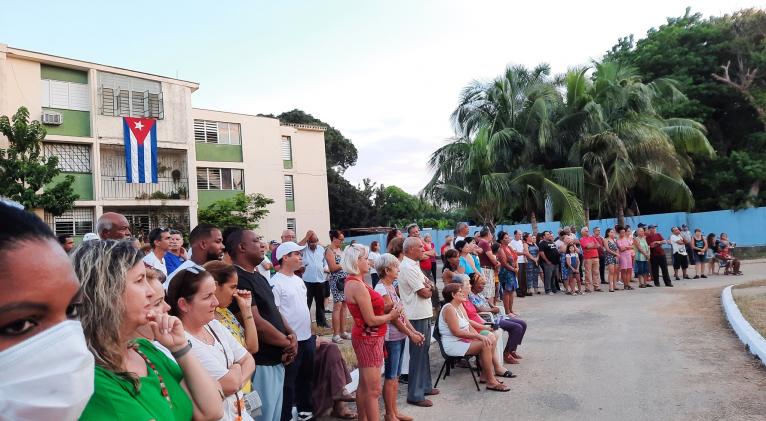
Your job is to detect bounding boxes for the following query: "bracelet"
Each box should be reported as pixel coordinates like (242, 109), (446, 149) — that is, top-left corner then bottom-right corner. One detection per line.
(171, 340), (193, 359)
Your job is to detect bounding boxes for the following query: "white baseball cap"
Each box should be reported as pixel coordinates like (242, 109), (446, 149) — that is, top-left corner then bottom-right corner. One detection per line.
(276, 241), (306, 260)
(82, 233), (100, 241)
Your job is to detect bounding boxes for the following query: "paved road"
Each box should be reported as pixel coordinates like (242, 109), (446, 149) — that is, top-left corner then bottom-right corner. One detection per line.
(397, 262), (766, 421)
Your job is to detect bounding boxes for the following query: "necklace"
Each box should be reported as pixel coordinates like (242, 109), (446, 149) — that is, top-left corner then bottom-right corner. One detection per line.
(129, 343), (172, 407)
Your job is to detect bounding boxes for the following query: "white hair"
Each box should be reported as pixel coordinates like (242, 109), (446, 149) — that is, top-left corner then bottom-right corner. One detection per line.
(403, 236), (421, 253)
(95, 215), (113, 234)
(341, 243), (369, 275)
(375, 253), (400, 277)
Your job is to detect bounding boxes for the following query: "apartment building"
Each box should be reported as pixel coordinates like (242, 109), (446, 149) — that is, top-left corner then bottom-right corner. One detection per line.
(192, 108), (331, 242)
(0, 44), (330, 243)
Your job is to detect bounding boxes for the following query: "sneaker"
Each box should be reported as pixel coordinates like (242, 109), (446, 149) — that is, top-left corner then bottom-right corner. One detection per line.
(547, 292), (554, 296)
(341, 332), (352, 340)
(674, 275), (680, 280)
(332, 335), (343, 344)
(693, 275), (699, 279)
(701, 274), (707, 278)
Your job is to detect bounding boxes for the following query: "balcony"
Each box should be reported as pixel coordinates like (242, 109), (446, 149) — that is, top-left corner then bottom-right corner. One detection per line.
(100, 146), (189, 200)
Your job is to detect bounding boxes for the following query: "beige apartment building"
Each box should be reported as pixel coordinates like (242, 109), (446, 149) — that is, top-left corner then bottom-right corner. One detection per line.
(0, 44), (331, 243)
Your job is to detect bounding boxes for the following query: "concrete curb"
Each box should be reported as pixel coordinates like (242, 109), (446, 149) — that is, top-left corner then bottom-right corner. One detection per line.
(721, 285), (766, 365)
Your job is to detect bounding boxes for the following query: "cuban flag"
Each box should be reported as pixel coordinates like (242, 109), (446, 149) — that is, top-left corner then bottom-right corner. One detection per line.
(123, 117), (158, 183)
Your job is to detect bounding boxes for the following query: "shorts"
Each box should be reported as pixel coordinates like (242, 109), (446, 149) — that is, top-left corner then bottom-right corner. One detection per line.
(635, 260), (649, 276)
(694, 252), (707, 263)
(672, 253), (689, 270)
(383, 338), (406, 379)
(352, 335), (385, 368)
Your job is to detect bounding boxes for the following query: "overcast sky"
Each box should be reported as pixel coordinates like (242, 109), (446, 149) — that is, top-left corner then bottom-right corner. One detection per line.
(2, 0), (763, 194)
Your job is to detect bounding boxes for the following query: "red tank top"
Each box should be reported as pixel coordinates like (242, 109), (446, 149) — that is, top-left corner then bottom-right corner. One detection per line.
(345, 275), (387, 338)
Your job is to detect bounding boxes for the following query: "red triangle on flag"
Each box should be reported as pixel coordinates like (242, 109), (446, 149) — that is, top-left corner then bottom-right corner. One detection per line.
(125, 117), (156, 145)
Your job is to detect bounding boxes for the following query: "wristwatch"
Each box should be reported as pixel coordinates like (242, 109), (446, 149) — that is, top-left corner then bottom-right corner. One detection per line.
(171, 340), (193, 359)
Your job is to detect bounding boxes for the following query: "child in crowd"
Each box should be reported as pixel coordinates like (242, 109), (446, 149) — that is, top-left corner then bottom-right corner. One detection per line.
(564, 244), (581, 295)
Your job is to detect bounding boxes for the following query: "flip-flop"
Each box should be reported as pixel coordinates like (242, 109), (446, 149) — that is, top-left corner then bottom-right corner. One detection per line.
(479, 379), (504, 384)
(486, 384), (511, 392)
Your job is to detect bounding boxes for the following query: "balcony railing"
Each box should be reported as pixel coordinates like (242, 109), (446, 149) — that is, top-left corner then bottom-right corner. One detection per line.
(101, 176), (189, 200)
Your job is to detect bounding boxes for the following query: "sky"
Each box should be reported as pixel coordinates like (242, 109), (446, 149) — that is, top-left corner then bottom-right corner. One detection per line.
(1, 0), (763, 194)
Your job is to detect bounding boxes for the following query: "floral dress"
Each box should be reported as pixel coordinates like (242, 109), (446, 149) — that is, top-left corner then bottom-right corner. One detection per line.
(328, 247), (347, 303)
(604, 239), (619, 266)
(526, 243), (540, 289)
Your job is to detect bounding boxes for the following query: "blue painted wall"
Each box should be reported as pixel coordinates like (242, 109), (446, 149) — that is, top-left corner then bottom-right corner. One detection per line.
(345, 207), (766, 253)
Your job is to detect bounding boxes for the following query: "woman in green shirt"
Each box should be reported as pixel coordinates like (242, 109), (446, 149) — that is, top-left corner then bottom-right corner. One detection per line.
(72, 240), (224, 420)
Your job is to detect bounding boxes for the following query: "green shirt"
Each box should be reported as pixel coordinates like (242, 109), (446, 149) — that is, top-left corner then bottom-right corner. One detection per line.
(634, 237), (649, 262)
(79, 338), (193, 421)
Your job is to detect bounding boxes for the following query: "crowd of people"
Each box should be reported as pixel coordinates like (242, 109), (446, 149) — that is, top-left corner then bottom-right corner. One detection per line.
(1, 196), (745, 421)
(435, 222), (743, 316)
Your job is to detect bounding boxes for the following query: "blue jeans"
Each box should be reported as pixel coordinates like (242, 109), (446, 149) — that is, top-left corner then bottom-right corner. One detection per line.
(384, 338), (406, 379)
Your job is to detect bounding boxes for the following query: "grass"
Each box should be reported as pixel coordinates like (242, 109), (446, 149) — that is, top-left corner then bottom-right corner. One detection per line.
(735, 293), (766, 338)
(312, 314), (358, 369)
(733, 279), (766, 289)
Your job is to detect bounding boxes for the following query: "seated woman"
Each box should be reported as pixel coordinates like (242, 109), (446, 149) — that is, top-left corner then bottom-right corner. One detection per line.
(167, 264), (256, 421)
(312, 336), (358, 419)
(468, 275), (527, 365)
(73, 240), (224, 420)
(438, 283), (510, 392)
(717, 243), (742, 275)
(0, 202), (95, 419)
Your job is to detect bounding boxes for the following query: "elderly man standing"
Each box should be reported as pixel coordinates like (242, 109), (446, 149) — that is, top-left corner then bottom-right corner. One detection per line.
(399, 237), (437, 407)
(271, 229), (313, 271)
(96, 212), (131, 240)
(454, 222), (470, 244)
(579, 226), (602, 293)
(407, 223), (439, 308)
(302, 232), (329, 328)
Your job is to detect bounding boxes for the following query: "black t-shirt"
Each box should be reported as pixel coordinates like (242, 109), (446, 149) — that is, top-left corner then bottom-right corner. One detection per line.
(539, 240), (559, 263)
(230, 266), (287, 366)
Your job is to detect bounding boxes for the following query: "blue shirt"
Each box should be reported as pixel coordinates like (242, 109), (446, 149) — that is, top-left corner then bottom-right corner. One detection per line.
(164, 253), (183, 275)
(459, 254), (481, 275)
(302, 245), (327, 283)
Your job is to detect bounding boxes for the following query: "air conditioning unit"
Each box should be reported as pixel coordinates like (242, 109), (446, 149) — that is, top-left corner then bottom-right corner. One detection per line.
(41, 111), (63, 125)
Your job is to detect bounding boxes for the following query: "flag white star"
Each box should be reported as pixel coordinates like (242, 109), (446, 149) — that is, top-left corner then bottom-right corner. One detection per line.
(134, 121), (144, 130)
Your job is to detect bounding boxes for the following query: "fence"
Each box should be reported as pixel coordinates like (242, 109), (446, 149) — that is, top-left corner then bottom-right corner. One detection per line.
(344, 207), (766, 253)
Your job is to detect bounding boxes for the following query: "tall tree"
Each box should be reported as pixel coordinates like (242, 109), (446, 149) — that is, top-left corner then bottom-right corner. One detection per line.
(0, 106), (78, 215)
(197, 192), (273, 229)
(277, 109), (358, 172)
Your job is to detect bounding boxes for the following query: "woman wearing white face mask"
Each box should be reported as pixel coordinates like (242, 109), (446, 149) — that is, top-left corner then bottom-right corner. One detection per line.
(74, 240), (224, 421)
(0, 201), (94, 420)
(167, 264), (256, 421)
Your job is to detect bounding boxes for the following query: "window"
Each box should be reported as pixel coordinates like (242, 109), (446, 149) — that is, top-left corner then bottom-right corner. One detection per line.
(98, 72), (163, 119)
(281, 136), (293, 169)
(286, 218), (296, 232)
(41, 80), (90, 111)
(284, 175), (295, 212)
(194, 120), (241, 145)
(46, 208), (94, 237)
(43, 143), (91, 172)
(197, 167), (244, 190)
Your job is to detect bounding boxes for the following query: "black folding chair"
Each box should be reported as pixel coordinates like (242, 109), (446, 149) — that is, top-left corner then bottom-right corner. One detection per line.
(432, 316), (481, 391)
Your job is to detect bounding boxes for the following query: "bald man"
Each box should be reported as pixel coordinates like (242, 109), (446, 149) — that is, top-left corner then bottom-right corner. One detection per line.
(271, 229), (314, 271)
(96, 212), (131, 240)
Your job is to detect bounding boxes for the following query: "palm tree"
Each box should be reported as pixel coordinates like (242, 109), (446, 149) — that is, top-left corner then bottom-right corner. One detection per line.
(433, 64), (584, 227)
(559, 61), (715, 226)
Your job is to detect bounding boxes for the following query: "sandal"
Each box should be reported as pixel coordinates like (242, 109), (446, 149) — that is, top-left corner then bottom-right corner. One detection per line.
(331, 410), (358, 420)
(624, 286), (634, 290)
(486, 384), (511, 392)
(496, 370), (517, 378)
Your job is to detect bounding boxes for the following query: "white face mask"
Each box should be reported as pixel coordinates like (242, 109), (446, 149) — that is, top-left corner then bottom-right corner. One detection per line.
(0, 320), (95, 421)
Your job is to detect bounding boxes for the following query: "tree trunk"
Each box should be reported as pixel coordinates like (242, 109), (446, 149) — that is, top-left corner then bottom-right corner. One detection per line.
(530, 211), (538, 235)
(584, 206), (590, 228)
(617, 206), (625, 228)
(748, 180), (760, 207)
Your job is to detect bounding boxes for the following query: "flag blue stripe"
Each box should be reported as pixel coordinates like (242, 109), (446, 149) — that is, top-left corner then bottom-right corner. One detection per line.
(123, 118), (133, 183)
(137, 135), (145, 183)
(150, 123), (158, 183)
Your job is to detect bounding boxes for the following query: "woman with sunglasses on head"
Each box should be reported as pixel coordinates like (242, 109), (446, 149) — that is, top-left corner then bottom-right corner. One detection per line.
(74, 240), (224, 421)
(0, 201), (94, 420)
(167, 265), (257, 421)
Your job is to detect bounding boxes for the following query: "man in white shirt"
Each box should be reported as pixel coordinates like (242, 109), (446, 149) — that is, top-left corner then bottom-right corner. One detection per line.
(302, 233), (329, 328)
(398, 237), (437, 407)
(143, 227), (170, 275)
(454, 222), (470, 244)
(509, 230), (527, 297)
(272, 241), (315, 421)
(669, 226), (690, 280)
